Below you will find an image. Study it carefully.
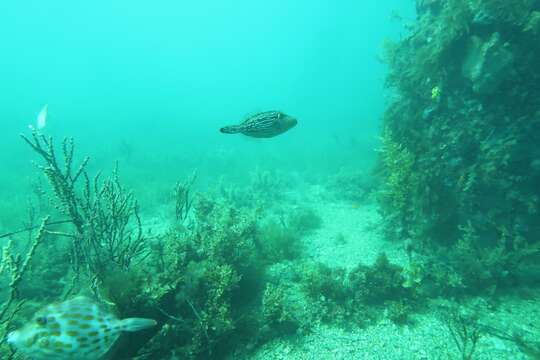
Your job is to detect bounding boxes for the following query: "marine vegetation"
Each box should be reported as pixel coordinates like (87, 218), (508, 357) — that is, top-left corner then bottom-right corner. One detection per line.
(483, 323), (540, 360)
(1, 130), (342, 359)
(173, 171), (197, 225)
(378, 0), (540, 297)
(3, 1), (540, 359)
(218, 167), (289, 208)
(327, 169), (375, 202)
(299, 253), (420, 327)
(440, 305), (483, 360)
(21, 130), (147, 281)
(257, 220), (302, 262)
(1, 129), (430, 358)
(377, 128), (418, 240)
(0, 218), (49, 359)
(286, 206), (322, 236)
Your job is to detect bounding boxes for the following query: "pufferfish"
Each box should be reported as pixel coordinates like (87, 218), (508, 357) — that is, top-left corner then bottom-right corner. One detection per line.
(7, 296), (157, 360)
(220, 111), (297, 138)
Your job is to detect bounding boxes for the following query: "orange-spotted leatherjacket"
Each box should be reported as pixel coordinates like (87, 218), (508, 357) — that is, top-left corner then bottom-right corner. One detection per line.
(7, 296), (156, 360)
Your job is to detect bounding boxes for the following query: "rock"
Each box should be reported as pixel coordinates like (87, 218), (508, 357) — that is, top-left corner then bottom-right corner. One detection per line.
(461, 32), (515, 95)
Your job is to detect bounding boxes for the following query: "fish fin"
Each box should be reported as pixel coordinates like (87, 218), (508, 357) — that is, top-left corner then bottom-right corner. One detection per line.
(243, 110), (262, 119)
(117, 318), (157, 332)
(64, 295), (94, 306)
(37, 104), (48, 129)
(220, 125), (241, 134)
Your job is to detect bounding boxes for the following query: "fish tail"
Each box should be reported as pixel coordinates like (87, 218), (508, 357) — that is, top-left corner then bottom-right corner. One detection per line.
(220, 125), (242, 134)
(117, 318), (157, 332)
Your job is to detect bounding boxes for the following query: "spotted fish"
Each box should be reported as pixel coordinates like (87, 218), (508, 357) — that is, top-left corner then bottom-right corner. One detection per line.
(220, 111), (297, 138)
(7, 296), (157, 360)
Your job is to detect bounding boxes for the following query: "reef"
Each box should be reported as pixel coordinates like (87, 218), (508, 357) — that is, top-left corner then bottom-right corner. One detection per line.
(380, 0), (540, 296)
(2, 1), (540, 359)
(0, 129), (428, 359)
(0, 131), (355, 359)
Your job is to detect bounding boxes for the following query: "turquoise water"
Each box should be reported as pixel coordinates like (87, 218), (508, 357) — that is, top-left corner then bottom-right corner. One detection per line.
(2, 1), (539, 359)
(0, 0), (411, 189)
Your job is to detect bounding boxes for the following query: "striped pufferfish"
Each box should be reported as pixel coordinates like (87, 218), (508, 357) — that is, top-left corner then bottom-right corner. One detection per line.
(7, 296), (157, 360)
(220, 111), (297, 138)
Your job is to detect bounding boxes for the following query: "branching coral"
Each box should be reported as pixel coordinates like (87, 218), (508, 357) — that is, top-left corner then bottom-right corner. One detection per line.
(21, 130), (146, 280)
(174, 171), (197, 224)
(0, 217), (49, 358)
(440, 305), (482, 360)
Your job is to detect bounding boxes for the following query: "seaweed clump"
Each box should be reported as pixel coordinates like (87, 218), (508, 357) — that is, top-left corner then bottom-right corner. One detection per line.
(6, 131), (331, 360)
(379, 0), (540, 296)
(299, 253), (420, 327)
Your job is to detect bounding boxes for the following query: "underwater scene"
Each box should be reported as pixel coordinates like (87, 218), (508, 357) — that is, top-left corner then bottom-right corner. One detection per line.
(1, 0), (540, 359)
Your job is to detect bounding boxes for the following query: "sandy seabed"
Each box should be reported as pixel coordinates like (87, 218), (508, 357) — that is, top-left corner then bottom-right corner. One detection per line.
(235, 195), (538, 360)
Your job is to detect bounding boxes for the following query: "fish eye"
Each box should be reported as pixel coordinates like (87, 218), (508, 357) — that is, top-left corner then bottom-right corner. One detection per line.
(35, 316), (47, 326)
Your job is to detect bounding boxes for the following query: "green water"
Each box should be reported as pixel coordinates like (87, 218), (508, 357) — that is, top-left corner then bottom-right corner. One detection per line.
(0, 1), (410, 204)
(2, 1), (539, 359)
